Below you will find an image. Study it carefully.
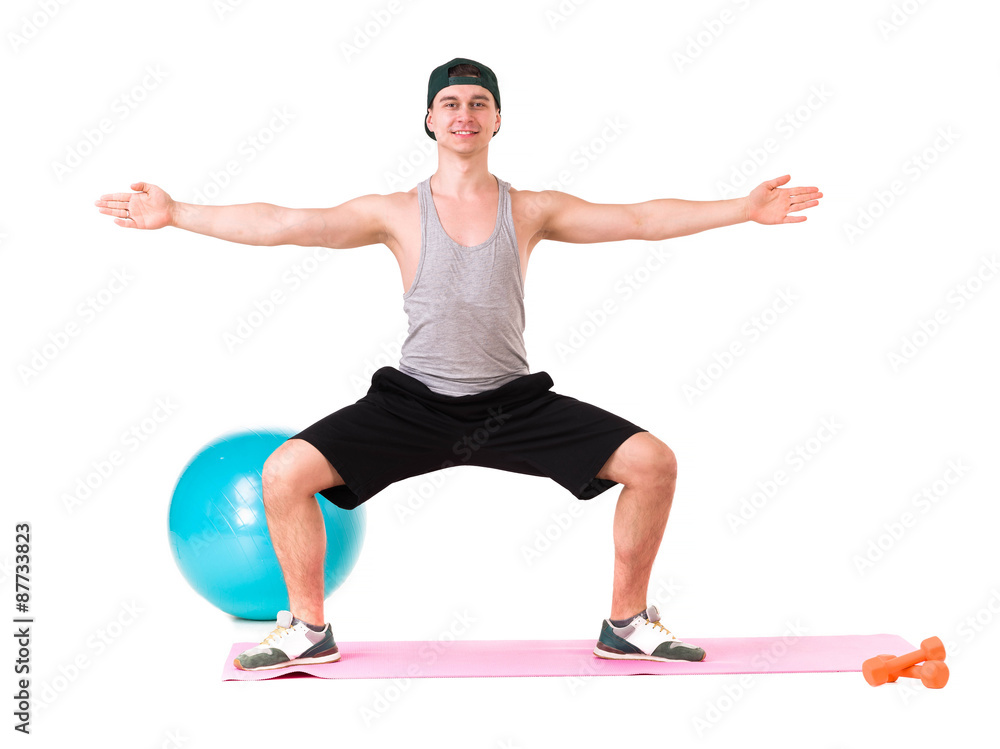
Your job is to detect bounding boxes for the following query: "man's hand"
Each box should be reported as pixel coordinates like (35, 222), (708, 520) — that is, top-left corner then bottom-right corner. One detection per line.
(95, 182), (174, 230)
(746, 174), (822, 225)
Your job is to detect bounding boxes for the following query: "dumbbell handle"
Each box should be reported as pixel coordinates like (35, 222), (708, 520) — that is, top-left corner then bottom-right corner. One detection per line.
(877, 655), (949, 688)
(881, 637), (945, 674)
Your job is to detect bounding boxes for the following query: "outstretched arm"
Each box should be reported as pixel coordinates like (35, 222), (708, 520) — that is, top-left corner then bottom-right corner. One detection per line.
(95, 182), (388, 249)
(537, 174), (822, 244)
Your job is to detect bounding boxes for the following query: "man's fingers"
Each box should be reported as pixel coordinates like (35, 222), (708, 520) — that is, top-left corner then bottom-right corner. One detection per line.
(95, 188), (144, 227)
(791, 193), (822, 205)
(97, 206), (132, 218)
(790, 191), (823, 205)
(787, 187), (821, 198)
(97, 192), (138, 202)
(95, 199), (131, 210)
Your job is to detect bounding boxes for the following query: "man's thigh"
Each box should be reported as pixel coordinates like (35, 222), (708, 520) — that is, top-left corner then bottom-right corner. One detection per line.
(465, 388), (648, 500)
(290, 392), (458, 511)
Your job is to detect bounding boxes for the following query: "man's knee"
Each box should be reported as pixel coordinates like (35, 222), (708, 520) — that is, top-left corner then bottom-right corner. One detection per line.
(639, 436), (677, 487)
(262, 438), (343, 501)
(600, 432), (677, 487)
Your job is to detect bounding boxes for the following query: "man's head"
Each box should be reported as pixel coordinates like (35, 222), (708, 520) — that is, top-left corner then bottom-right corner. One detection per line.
(425, 58), (501, 143)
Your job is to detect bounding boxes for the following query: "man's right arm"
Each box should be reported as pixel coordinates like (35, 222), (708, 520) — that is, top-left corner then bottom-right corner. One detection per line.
(171, 194), (389, 249)
(97, 182), (388, 249)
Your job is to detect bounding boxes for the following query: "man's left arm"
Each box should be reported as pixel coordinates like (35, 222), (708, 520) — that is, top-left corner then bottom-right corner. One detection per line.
(538, 174), (822, 244)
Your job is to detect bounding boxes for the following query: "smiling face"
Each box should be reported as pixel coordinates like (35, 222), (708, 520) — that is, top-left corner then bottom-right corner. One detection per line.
(426, 84), (500, 149)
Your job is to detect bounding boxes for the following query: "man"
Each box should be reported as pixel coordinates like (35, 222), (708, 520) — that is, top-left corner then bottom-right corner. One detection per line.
(96, 57), (822, 671)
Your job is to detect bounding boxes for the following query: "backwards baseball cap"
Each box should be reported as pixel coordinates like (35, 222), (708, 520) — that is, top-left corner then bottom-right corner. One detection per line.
(425, 57), (501, 141)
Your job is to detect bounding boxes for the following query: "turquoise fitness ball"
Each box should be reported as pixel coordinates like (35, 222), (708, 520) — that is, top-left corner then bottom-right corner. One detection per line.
(168, 429), (365, 620)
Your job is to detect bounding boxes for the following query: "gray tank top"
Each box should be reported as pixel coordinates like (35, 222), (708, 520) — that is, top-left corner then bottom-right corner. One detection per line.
(398, 174), (530, 396)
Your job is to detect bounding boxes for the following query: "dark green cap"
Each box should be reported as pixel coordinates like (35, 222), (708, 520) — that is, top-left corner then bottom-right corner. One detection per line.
(425, 57), (501, 141)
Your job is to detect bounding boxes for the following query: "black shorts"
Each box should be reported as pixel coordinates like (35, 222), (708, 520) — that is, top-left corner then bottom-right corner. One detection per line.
(291, 366), (647, 511)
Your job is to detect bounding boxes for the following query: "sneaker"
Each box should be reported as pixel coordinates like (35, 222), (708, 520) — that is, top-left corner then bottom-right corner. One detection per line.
(594, 604), (705, 662)
(233, 610), (341, 671)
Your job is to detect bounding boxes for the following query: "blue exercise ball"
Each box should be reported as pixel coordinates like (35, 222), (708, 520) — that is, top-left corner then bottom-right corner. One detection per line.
(168, 429), (365, 620)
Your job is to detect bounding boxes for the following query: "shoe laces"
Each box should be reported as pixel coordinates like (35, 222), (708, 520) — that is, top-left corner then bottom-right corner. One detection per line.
(641, 611), (673, 637)
(647, 618), (672, 636)
(261, 623), (292, 646)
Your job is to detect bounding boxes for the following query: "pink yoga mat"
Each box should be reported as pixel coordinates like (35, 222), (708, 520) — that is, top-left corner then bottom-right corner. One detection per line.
(222, 634), (914, 681)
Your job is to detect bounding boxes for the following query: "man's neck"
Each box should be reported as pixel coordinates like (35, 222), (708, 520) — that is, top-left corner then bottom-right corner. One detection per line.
(430, 148), (495, 198)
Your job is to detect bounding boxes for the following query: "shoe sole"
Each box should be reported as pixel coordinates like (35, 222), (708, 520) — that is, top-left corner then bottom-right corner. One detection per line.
(233, 650), (342, 672)
(593, 646), (706, 663)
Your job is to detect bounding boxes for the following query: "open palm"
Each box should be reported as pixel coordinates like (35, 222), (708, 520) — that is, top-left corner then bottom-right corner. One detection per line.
(95, 182), (174, 230)
(747, 174), (822, 225)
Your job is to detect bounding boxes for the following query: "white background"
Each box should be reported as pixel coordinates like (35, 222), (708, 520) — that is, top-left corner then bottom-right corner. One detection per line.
(2, 0), (998, 745)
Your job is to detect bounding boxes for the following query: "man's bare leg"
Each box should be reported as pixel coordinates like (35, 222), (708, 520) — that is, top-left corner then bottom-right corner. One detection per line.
(261, 438), (345, 626)
(595, 432), (678, 620)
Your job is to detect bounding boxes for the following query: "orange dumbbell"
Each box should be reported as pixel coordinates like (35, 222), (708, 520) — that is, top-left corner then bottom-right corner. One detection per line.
(862, 636), (946, 687)
(873, 654), (949, 689)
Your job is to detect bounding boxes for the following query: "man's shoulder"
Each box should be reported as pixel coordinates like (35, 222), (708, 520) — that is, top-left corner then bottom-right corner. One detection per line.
(508, 185), (566, 227)
(508, 184), (550, 210)
(367, 187), (417, 212)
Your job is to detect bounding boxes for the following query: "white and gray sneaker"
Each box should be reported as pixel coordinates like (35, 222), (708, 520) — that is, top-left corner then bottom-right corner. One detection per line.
(234, 610), (341, 671)
(594, 604), (705, 662)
